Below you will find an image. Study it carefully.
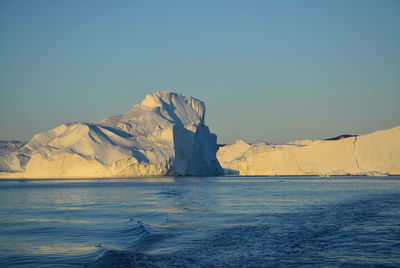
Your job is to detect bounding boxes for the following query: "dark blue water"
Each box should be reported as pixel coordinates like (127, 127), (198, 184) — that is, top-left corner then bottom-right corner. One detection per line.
(0, 176), (399, 267)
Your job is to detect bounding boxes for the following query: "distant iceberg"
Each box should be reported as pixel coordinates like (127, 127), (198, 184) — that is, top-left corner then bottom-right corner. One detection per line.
(0, 90), (222, 178)
(1, 91), (399, 178)
(217, 126), (400, 176)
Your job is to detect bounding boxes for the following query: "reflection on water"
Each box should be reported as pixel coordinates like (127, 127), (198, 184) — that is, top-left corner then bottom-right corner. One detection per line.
(0, 176), (400, 267)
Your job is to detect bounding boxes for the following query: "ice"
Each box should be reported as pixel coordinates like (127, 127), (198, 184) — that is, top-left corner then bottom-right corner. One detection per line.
(217, 126), (400, 176)
(0, 91), (222, 178)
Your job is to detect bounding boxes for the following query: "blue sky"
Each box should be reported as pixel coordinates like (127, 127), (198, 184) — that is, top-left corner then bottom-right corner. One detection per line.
(0, 0), (399, 144)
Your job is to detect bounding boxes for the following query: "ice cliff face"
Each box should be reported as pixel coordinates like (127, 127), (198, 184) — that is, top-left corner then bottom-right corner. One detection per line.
(0, 90), (222, 178)
(1, 91), (399, 178)
(217, 126), (400, 176)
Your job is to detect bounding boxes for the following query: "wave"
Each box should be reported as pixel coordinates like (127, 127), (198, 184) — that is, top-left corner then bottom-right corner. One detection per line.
(83, 193), (400, 268)
(83, 220), (177, 268)
(4, 193), (399, 268)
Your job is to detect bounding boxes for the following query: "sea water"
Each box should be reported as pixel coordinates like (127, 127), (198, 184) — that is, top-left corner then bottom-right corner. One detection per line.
(0, 176), (399, 267)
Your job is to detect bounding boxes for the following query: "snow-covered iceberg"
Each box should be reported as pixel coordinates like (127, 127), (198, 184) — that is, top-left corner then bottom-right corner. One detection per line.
(0, 90), (222, 178)
(217, 126), (400, 176)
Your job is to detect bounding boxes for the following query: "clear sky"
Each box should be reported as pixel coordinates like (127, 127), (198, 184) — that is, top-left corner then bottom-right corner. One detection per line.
(0, 0), (399, 144)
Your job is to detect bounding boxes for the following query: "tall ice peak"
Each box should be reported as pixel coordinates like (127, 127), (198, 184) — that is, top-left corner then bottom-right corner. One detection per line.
(0, 90), (222, 177)
(140, 90), (174, 108)
(140, 90), (204, 117)
(121, 90), (206, 126)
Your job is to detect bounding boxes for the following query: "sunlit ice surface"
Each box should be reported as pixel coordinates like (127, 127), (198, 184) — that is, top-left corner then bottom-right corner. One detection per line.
(0, 176), (400, 267)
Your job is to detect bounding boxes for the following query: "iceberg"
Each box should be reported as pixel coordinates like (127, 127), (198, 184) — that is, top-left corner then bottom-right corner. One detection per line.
(0, 90), (222, 178)
(217, 126), (400, 176)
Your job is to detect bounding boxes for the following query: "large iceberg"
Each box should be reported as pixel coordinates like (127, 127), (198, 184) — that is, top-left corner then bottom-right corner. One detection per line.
(0, 91), (222, 178)
(217, 126), (400, 176)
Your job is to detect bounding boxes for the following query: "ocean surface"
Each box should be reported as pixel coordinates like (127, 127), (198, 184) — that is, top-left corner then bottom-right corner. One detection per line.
(0, 176), (400, 268)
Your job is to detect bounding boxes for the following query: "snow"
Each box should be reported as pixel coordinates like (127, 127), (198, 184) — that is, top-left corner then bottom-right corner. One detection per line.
(217, 126), (400, 176)
(0, 91), (222, 178)
(0, 140), (25, 155)
(1, 90), (399, 178)
(0, 141), (28, 173)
